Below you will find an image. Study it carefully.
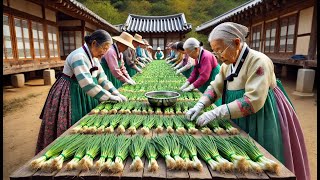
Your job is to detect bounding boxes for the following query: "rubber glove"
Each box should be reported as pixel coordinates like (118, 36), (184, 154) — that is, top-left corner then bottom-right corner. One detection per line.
(185, 102), (204, 121)
(196, 104), (230, 126)
(182, 84), (195, 92)
(109, 95), (122, 102)
(117, 94), (128, 102)
(180, 81), (190, 91)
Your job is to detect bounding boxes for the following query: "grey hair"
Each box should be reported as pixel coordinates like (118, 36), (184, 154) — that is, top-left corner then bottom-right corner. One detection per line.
(183, 37), (201, 50)
(208, 22), (249, 45)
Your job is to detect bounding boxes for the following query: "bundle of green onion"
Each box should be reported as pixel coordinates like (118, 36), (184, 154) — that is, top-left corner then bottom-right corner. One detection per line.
(155, 107), (163, 115)
(200, 125), (213, 135)
(110, 135), (131, 173)
(79, 135), (101, 170)
(212, 136), (250, 173)
(152, 135), (175, 169)
(100, 103), (113, 114)
(105, 115), (121, 133)
(173, 117), (187, 135)
(163, 117), (174, 134)
(80, 115), (97, 134)
(97, 116), (110, 134)
(168, 135), (184, 170)
(228, 135), (280, 174)
(180, 148), (193, 170)
(91, 103), (105, 114)
(71, 115), (92, 134)
(30, 135), (78, 170)
(116, 115), (131, 134)
(193, 137), (220, 171)
(218, 119), (239, 135)
(89, 115), (104, 133)
(180, 117), (198, 134)
(66, 135), (92, 170)
(207, 120), (226, 135)
(178, 135), (202, 171)
(141, 116), (155, 135)
(129, 135), (147, 171)
(127, 115), (144, 135)
(154, 116), (164, 134)
(99, 134), (117, 172)
(145, 140), (159, 172)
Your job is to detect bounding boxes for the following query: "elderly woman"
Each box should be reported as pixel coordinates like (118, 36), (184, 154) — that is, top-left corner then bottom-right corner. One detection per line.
(186, 22), (310, 180)
(180, 38), (221, 94)
(100, 32), (136, 88)
(36, 30), (126, 153)
(154, 47), (164, 60)
(173, 41), (195, 78)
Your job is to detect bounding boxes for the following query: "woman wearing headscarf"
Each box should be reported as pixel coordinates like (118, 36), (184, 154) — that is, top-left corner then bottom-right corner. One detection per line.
(186, 22), (310, 180)
(154, 47), (164, 60)
(100, 32), (137, 88)
(123, 46), (141, 77)
(36, 29), (126, 153)
(173, 41), (195, 78)
(179, 38), (221, 95)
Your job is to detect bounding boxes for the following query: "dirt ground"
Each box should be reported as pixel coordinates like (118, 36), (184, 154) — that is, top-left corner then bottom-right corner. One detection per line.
(3, 77), (317, 180)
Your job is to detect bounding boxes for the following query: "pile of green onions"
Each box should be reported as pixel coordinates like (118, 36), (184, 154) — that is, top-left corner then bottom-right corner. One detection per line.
(173, 117), (187, 135)
(207, 120), (226, 135)
(154, 116), (164, 134)
(129, 135), (147, 171)
(178, 135), (202, 171)
(116, 115), (131, 134)
(127, 115), (144, 134)
(99, 134), (117, 172)
(141, 116), (155, 135)
(145, 140), (159, 172)
(152, 135), (175, 169)
(218, 119), (239, 135)
(79, 135), (101, 170)
(163, 117), (174, 134)
(110, 135), (131, 173)
(105, 115), (121, 133)
(97, 116), (110, 134)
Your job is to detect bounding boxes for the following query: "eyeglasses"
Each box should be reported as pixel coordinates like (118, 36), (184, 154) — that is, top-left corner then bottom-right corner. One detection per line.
(98, 44), (110, 52)
(185, 49), (196, 56)
(212, 44), (230, 59)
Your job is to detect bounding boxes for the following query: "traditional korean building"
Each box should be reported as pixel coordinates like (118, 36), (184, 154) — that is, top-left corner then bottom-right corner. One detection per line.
(3, 0), (120, 86)
(196, 0), (317, 95)
(120, 13), (192, 56)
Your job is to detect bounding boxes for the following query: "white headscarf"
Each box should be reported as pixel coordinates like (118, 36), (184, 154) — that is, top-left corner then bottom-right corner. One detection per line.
(208, 22), (249, 43)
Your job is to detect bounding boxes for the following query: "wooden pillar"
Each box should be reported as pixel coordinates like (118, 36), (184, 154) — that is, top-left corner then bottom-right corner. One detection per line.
(308, 4), (317, 60)
(81, 20), (85, 44)
(42, 0), (49, 59)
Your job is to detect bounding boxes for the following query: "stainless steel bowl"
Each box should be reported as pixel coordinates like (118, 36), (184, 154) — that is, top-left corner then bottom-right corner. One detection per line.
(145, 91), (180, 107)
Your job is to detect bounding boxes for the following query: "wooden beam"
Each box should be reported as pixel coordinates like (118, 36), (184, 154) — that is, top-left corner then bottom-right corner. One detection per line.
(308, 4), (317, 60)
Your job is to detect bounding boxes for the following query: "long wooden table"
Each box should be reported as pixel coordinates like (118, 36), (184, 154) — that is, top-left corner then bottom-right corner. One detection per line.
(10, 115), (296, 180)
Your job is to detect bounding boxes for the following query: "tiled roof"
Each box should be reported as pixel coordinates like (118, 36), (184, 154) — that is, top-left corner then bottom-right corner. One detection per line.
(196, 0), (263, 32)
(121, 13), (192, 33)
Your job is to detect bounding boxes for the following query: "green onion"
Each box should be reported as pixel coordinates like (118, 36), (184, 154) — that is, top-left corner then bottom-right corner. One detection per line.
(141, 116), (155, 135)
(91, 103), (105, 114)
(200, 126), (213, 135)
(30, 135), (77, 170)
(180, 148), (193, 170)
(116, 115), (131, 134)
(66, 135), (92, 170)
(110, 135), (131, 173)
(173, 117), (187, 135)
(81, 115), (98, 133)
(79, 135), (101, 170)
(97, 116), (110, 134)
(228, 135), (280, 174)
(154, 116), (164, 134)
(168, 134), (184, 170)
(218, 119), (239, 135)
(129, 135), (147, 171)
(100, 103), (113, 114)
(155, 107), (162, 115)
(127, 115), (144, 134)
(105, 115), (121, 133)
(180, 117), (198, 134)
(100, 134), (117, 172)
(89, 115), (104, 133)
(71, 115), (92, 134)
(163, 117), (174, 134)
(178, 135), (202, 171)
(145, 140), (159, 172)
(207, 120), (226, 135)
(193, 137), (219, 171)
(152, 135), (175, 169)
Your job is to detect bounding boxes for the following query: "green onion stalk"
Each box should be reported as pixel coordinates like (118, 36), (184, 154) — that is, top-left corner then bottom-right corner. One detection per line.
(99, 134), (117, 172)
(163, 117), (174, 134)
(127, 115), (144, 135)
(207, 120), (226, 135)
(168, 135), (184, 170)
(118, 102), (129, 114)
(116, 115), (131, 134)
(90, 103), (105, 114)
(125, 102), (135, 114)
(51, 134), (86, 171)
(212, 136), (250, 173)
(141, 103), (148, 115)
(229, 142), (263, 174)
(180, 117), (198, 134)
(155, 107), (163, 115)
(146, 104), (154, 115)
(30, 135), (77, 170)
(180, 148), (193, 170)
(100, 103), (113, 114)
(141, 116), (155, 135)
(94, 135), (110, 171)
(129, 135), (147, 171)
(110, 135), (131, 173)
(97, 116), (110, 134)
(178, 135), (203, 171)
(81, 115), (97, 134)
(173, 117), (187, 135)
(132, 102), (142, 115)
(175, 103), (183, 115)
(105, 115), (121, 133)
(200, 136), (232, 172)
(79, 135), (101, 171)
(89, 115), (104, 133)
(193, 137), (220, 171)
(110, 102), (123, 114)
(41, 155), (59, 172)
(145, 140), (159, 172)
(152, 135), (176, 170)
(65, 135), (91, 170)
(200, 125), (213, 135)
(218, 119), (239, 135)
(228, 135), (280, 174)
(154, 116), (164, 134)
(71, 115), (92, 134)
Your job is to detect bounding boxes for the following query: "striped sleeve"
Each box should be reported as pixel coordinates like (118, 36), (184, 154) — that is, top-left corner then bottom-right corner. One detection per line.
(71, 54), (112, 101)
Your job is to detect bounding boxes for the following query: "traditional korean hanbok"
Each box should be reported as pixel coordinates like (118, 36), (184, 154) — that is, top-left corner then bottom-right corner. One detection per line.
(123, 47), (137, 77)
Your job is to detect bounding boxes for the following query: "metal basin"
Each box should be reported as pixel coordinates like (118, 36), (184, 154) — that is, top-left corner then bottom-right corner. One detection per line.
(145, 91), (180, 107)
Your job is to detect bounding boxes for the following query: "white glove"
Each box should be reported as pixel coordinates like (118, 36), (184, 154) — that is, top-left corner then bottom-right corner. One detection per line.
(109, 95), (122, 102)
(118, 94), (128, 102)
(180, 81), (190, 91)
(176, 69), (182, 75)
(182, 84), (195, 92)
(185, 102), (204, 121)
(196, 104), (230, 126)
(130, 79), (136, 85)
(127, 80), (135, 85)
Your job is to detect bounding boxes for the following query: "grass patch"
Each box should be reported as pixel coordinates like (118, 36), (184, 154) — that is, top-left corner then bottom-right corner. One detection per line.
(3, 93), (42, 115)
